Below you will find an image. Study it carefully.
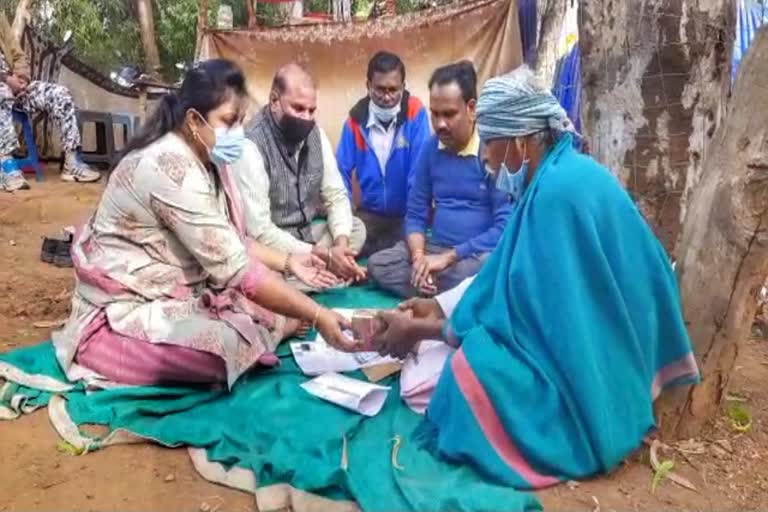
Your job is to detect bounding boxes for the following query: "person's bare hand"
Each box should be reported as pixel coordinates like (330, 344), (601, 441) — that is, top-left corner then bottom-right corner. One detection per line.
(417, 278), (438, 296)
(398, 297), (445, 320)
(411, 251), (456, 292)
(371, 310), (420, 359)
(288, 253), (338, 289)
(5, 75), (27, 95)
(315, 308), (357, 352)
(328, 245), (366, 282)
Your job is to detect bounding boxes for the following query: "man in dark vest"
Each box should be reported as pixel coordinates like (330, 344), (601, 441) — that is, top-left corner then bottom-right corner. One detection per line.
(234, 63), (366, 288)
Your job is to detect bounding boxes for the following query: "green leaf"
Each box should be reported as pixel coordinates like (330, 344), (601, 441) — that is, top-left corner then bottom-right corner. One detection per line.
(651, 459), (675, 494)
(727, 402), (753, 432)
(56, 440), (86, 456)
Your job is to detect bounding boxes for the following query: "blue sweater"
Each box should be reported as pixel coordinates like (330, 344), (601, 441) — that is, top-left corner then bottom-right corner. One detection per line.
(336, 92), (431, 217)
(405, 136), (512, 259)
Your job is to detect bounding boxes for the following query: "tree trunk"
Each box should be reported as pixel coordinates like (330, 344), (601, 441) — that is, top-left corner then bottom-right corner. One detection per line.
(656, 27), (768, 439)
(135, 0), (162, 76)
(246, 0), (258, 28)
(579, 0), (735, 255)
(11, 0), (33, 43)
(534, 0), (567, 89)
(195, 0), (210, 60)
(333, 0), (353, 22)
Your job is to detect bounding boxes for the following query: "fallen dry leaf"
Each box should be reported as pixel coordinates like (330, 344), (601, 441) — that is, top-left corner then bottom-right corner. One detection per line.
(715, 439), (733, 453)
(33, 319), (66, 329)
(676, 439), (706, 455)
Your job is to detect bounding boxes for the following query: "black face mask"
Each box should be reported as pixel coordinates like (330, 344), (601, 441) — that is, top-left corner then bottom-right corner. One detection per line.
(277, 112), (316, 146)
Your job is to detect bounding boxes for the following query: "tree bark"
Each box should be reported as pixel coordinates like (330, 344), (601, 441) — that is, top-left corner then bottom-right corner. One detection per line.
(135, 0), (162, 76)
(246, 0), (258, 28)
(11, 0), (33, 43)
(579, 0), (735, 255)
(195, 0), (210, 60)
(534, 0), (567, 89)
(656, 27), (768, 439)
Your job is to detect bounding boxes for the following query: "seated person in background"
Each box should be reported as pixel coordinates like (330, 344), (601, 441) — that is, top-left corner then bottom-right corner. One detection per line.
(233, 63), (366, 288)
(54, 60), (353, 387)
(367, 61), (511, 298)
(0, 12), (100, 192)
(370, 66), (699, 488)
(336, 51), (430, 257)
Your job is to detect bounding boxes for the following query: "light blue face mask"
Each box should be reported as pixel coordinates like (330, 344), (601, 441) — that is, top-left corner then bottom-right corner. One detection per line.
(369, 99), (400, 124)
(195, 111), (246, 166)
(485, 140), (529, 202)
(210, 125), (245, 166)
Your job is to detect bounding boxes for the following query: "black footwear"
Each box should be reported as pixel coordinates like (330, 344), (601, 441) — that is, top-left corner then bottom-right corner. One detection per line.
(40, 237), (59, 263)
(52, 238), (73, 268)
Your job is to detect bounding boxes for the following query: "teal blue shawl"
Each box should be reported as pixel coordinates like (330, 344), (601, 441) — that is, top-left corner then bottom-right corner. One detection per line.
(420, 135), (699, 488)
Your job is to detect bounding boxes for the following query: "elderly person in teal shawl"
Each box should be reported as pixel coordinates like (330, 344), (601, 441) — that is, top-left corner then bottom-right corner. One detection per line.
(370, 66), (700, 488)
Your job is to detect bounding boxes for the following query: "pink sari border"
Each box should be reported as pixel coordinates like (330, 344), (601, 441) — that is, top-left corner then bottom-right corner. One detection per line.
(650, 352), (699, 400)
(71, 226), (132, 297)
(451, 348), (560, 489)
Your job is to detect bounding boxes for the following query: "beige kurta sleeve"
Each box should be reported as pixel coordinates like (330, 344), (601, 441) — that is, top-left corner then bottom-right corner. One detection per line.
(147, 154), (252, 289)
(232, 139), (313, 254)
(318, 128), (354, 241)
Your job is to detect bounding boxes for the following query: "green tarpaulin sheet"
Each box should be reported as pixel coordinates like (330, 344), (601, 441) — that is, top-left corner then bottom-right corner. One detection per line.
(0, 285), (540, 511)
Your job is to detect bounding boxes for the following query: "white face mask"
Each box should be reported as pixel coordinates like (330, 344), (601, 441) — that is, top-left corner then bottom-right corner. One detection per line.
(369, 99), (400, 124)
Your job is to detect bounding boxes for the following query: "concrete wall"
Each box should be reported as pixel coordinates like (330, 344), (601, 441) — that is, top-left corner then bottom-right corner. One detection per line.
(38, 66), (158, 156)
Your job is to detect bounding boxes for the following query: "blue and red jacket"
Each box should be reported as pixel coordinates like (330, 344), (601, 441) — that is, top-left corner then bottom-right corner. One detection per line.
(335, 91), (431, 217)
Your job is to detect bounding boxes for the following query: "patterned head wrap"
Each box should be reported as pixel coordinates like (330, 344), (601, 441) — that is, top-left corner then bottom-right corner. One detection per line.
(476, 65), (576, 141)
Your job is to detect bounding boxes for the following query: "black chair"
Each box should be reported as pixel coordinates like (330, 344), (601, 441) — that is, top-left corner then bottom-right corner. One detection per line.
(76, 110), (115, 169)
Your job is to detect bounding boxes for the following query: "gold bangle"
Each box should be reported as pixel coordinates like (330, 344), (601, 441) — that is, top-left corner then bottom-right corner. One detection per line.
(283, 252), (292, 276)
(311, 307), (321, 330)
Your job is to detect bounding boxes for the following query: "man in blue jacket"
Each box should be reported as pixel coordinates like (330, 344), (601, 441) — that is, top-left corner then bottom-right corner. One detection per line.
(336, 51), (431, 258)
(367, 61), (512, 298)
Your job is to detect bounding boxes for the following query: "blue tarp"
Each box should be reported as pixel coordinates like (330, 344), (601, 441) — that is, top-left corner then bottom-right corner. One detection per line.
(552, 44), (581, 133)
(518, 0), (538, 66)
(733, 0), (767, 81)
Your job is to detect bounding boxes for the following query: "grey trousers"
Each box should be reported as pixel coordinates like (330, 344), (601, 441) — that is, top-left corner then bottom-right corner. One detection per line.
(356, 209), (404, 259)
(367, 241), (488, 299)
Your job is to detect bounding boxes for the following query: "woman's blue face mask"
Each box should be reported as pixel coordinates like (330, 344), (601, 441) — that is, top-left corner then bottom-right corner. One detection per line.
(485, 139), (529, 202)
(194, 111), (245, 166)
(209, 124), (245, 166)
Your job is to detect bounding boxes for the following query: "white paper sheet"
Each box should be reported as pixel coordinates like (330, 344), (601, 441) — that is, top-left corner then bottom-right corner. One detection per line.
(290, 308), (398, 376)
(300, 372), (390, 416)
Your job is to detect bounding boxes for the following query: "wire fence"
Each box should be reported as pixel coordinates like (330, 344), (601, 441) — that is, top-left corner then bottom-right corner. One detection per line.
(579, 3), (735, 252)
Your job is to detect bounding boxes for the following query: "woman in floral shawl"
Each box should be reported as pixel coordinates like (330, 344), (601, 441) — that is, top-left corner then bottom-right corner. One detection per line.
(53, 59), (354, 388)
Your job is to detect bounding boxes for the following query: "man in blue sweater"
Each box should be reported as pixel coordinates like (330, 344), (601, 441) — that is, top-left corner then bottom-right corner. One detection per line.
(336, 51), (431, 257)
(368, 61), (512, 298)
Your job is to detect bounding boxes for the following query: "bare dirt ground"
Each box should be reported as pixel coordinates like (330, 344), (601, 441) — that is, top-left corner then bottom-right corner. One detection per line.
(1, 167), (767, 511)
